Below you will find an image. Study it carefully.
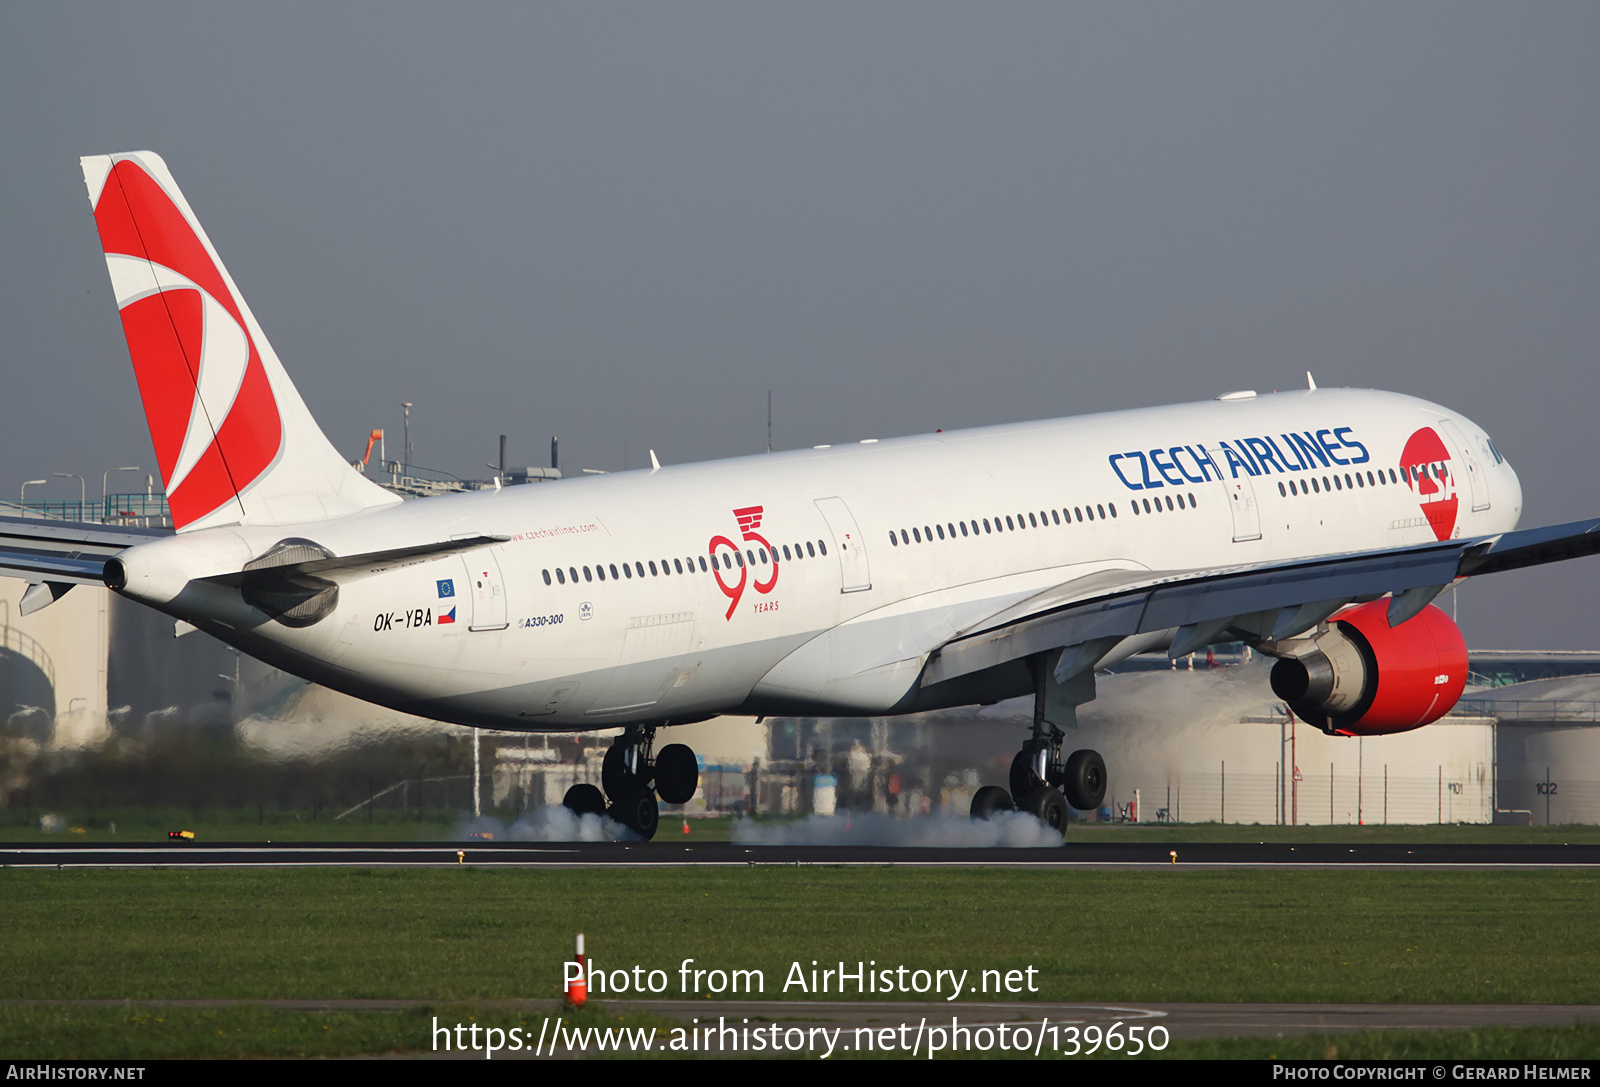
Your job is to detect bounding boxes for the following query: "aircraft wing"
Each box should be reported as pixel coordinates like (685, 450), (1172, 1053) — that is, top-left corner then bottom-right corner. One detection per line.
(921, 517), (1600, 687)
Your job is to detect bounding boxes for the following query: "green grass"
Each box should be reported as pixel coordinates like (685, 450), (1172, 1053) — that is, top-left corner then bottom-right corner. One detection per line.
(3, 864), (1597, 1057)
(2, 868), (1596, 1004)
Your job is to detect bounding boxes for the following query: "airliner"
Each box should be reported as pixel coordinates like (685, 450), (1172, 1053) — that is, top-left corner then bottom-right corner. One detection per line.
(3, 151), (1596, 839)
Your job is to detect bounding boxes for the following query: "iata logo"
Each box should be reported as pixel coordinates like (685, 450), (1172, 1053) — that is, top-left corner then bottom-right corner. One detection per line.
(1400, 427), (1458, 540)
(710, 505), (778, 620)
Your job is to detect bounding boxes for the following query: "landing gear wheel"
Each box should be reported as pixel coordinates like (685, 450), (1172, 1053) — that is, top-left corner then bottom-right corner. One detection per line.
(1062, 749), (1107, 811)
(1009, 749), (1045, 803)
(654, 743), (700, 805)
(611, 787), (660, 841)
(562, 783), (606, 817)
(602, 743), (640, 799)
(1027, 786), (1068, 832)
(970, 785), (1016, 820)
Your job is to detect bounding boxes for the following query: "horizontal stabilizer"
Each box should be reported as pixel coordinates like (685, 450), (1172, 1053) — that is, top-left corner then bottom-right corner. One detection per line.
(0, 514), (170, 589)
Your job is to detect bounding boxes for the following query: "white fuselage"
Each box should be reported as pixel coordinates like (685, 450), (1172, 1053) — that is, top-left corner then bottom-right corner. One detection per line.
(111, 388), (1522, 732)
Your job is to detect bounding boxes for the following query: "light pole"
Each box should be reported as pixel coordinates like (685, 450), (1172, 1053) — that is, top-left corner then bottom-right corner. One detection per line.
(102, 466), (141, 522)
(102, 466), (141, 500)
(52, 473), (85, 507)
(402, 402), (413, 469)
(20, 479), (45, 503)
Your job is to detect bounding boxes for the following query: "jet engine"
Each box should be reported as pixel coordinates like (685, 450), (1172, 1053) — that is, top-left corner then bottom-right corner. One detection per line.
(1268, 600), (1468, 736)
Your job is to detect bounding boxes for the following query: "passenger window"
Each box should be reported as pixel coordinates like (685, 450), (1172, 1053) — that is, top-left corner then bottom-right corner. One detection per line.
(948, 522), (956, 538)
(1028, 512), (1037, 528)
(1164, 496), (1173, 511)
(556, 568), (566, 585)
(806, 541), (816, 558)
(982, 519), (991, 533)
(818, 541), (827, 556)
(960, 522), (969, 536)
(675, 558), (685, 574)
(698, 556), (708, 572)
(543, 569), (552, 585)
(1051, 510), (1060, 525)
(623, 563), (632, 579)
(1106, 503), (1115, 518)
(583, 566), (593, 582)
(1074, 508), (1083, 522)
(781, 547), (791, 562)
(569, 567), (578, 583)
(913, 527), (922, 543)
(649, 561), (658, 576)
(889, 531), (898, 547)
(936, 524), (945, 540)
(1005, 516), (1015, 530)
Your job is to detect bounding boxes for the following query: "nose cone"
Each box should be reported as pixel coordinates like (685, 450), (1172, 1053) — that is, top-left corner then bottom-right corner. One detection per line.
(1500, 457), (1524, 527)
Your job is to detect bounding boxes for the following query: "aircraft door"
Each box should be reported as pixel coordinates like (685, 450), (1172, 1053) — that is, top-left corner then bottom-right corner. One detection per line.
(457, 550), (509, 631)
(1207, 448), (1262, 542)
(814, 496), (872, 592)
(1437, 419), (1490, 512)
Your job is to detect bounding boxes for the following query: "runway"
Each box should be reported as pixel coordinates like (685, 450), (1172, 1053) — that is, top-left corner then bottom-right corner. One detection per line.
(5, 840), (1600, 868)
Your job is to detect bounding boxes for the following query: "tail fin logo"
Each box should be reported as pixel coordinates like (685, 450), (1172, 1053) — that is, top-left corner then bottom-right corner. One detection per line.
(89, 157), (283, 530)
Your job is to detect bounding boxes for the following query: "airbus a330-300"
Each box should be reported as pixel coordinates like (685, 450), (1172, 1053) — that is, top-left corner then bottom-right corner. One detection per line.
(4, 151), (1596, 839)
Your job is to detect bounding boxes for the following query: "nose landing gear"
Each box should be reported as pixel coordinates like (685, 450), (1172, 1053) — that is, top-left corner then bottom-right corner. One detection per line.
(563, 725), (700, 841)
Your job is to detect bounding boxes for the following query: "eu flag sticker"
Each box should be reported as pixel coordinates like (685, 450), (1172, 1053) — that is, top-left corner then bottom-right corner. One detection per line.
(437, 579), (455, 598)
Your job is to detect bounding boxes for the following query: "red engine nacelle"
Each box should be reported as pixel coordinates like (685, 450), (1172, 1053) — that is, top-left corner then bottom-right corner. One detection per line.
(1268, 600), (1468, 736)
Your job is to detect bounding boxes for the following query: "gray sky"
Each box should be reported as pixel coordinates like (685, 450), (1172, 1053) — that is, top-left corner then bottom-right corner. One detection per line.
(3, 4), (1598, 647)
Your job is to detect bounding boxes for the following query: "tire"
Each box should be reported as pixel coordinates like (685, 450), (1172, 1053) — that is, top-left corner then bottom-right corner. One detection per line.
(602, 743), (637, 799)
(1062, 749), (1107, 811)
(970, 785), (1016, 820)
(654, 743), (700, 805)
(562, 783), (606, 817)
(1009, 748), (1045, 803)
(611, 786), (660, 841)
(1027, 786), (1068, 833)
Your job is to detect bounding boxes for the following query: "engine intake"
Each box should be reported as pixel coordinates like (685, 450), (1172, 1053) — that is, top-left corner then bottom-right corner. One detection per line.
(1269, 600), (1467, 736)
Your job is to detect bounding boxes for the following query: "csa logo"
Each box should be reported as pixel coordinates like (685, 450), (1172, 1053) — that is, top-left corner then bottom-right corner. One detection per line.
(710, 505), (778, 620)
(437, 579), (455, 598)
(1400, 427), (1458, 541)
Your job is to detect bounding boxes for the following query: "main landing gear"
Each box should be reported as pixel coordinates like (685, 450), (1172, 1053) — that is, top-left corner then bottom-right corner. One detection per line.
(969, 731), (1107, 831)
(562, 725), (700, 841)
(971, 651), (1108, 832)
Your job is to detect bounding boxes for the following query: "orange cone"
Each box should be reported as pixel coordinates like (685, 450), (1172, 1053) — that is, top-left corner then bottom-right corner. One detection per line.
(565, 933), (587, 1008)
